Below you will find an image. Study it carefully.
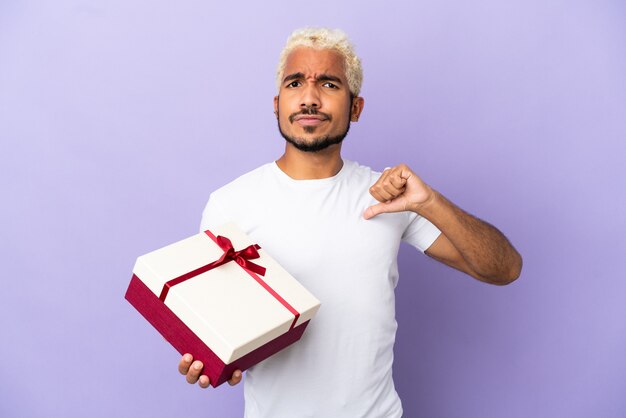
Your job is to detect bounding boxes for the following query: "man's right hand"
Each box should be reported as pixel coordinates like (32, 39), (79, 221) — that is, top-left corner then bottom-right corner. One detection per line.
(178, 353), (243, 388)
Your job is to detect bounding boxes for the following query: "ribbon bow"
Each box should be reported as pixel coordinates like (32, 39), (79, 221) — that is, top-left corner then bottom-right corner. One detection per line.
(159, 234), (266, 301)
(213, 235), (266, 276)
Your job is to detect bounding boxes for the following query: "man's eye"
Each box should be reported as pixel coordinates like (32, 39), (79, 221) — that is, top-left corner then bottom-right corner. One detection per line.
(287, 81), (301, 88)
(323, 82), (338, 89)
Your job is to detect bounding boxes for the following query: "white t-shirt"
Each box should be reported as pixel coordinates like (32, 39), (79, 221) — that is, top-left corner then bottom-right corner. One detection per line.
(200, 160), (441, 418)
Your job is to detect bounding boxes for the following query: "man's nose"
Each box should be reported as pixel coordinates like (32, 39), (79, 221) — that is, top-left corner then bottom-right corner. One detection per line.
(300, 84), (321, 109)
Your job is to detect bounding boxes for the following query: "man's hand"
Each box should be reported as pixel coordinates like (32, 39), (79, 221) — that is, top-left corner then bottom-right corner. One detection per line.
(364, 164), (434, 219)
(178, 353), (242, 388)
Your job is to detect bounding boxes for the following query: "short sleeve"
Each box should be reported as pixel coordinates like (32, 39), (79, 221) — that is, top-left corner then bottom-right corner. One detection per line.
(401, 212), (441, 253)
(199, 193), (231, 232)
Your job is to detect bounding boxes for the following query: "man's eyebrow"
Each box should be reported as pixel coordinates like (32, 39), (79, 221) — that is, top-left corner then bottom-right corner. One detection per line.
(316, 74), (343, 84)
(282, 72), (344, 85)
(283, 72), (305, 83)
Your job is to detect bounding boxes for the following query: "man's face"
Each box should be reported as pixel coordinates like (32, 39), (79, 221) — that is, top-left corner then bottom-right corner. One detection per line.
(274, 47), (364, 152)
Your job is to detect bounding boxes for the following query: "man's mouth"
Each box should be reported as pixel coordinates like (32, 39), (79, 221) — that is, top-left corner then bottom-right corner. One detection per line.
(289, 110), (332, 127)
(293, 115), (327, 126)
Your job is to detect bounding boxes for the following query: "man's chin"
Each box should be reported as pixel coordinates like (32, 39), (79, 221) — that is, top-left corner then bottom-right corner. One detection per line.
(302, 125), (321, 134)
(279, 125), (350, 153)
(281, 134), (344, 153)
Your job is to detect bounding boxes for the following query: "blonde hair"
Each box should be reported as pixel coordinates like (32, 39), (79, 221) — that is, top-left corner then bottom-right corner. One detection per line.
(276, 27), (363, 96)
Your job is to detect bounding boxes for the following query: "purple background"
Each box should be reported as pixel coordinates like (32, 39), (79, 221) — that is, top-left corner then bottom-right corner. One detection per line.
(1, 1), (625, 417)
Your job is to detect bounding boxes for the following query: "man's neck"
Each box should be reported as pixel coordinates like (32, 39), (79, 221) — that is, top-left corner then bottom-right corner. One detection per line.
(275, 144), (344, 180)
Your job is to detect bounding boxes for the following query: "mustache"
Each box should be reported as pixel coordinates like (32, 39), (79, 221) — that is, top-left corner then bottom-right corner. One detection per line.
(288, 107), (332, 123)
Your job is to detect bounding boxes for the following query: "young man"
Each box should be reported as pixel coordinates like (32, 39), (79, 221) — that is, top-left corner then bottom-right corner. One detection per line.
(178, 28), (522, 417)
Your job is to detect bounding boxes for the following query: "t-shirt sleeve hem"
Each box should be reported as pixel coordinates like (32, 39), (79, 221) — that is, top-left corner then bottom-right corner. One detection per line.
(402, 215), (442, 253)
(415, 222), (442, 253)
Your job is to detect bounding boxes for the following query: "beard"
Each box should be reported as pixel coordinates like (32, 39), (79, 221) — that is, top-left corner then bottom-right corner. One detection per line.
(277, 107), (351, 153)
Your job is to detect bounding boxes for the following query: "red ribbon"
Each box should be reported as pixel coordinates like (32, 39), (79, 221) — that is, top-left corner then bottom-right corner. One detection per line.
(158, 231), (300, 329)
(159, 234), (265, 301)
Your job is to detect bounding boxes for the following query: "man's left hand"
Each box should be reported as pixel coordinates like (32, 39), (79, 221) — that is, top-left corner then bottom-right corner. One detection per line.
(364, 164), (433, 219)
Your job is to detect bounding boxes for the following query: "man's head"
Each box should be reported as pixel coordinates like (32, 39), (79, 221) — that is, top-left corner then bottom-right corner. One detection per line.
(276, 28), (363, 97)
(274, 28), (365, 153)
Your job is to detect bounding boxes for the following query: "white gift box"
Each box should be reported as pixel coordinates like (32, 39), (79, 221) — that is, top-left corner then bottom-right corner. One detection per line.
(125, 223), (321, 387)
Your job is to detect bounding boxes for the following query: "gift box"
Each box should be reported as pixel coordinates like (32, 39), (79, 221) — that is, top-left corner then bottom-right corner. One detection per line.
(125, 223), (321, 387)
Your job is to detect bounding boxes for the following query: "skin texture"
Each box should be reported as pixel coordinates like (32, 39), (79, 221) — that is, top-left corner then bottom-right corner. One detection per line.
(181, 46), (522, 389)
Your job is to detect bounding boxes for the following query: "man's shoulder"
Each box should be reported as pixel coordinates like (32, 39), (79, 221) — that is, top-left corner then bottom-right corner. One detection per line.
(344, 160), (382, 185)
(211, 162), (274, 196)
(200, 163), (274, 227)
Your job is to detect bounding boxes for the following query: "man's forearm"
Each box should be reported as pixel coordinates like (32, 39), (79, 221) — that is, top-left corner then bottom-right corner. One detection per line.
(416, 190), (523, 284)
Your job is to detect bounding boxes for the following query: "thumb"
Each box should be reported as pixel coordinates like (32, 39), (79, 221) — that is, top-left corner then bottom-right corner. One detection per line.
(363, 201), (392, 220)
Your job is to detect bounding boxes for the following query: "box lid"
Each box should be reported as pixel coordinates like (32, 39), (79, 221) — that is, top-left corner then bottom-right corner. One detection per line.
(133, 223), (320, 363)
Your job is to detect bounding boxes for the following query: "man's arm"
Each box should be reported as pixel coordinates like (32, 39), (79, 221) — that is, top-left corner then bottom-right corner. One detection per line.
(364, 164), (522, 285)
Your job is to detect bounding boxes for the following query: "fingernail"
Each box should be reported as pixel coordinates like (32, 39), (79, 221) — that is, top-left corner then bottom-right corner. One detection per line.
(184, 354), (191, 362)
(194, 363), (202, 370)
(235, 371), (241, 378)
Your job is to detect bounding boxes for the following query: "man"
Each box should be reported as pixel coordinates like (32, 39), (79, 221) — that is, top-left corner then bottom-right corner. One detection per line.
(178, 27), (522, 417)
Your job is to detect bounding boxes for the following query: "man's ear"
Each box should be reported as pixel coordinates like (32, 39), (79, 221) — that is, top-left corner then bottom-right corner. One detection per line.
(350, 96), (365, 122)
(273, 96), (279, 118)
